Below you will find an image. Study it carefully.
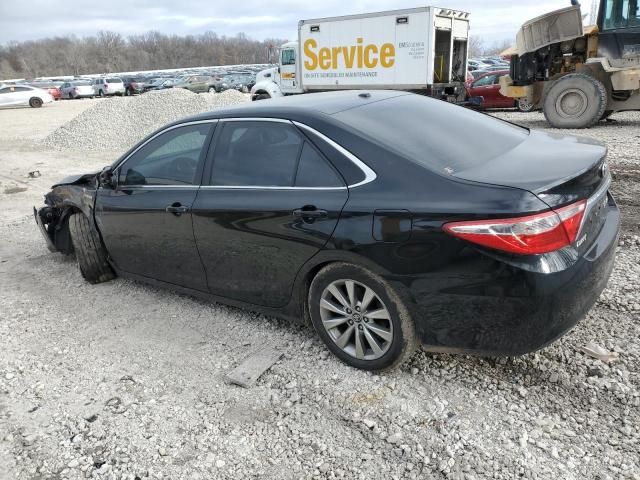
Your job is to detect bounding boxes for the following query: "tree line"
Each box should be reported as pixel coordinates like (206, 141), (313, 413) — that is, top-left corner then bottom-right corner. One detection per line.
(0, 31), (288, 80)
(0, 30), (511, 80)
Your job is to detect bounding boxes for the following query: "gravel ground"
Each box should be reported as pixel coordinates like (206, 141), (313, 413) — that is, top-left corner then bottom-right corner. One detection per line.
(0, 101), (639, 480)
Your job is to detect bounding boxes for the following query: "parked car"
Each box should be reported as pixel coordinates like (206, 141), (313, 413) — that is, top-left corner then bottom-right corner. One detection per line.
(29, 81), (61, 101)
(465, 70), (514, 109)
(467, 59), (490, 71)
(60, 81), (95, 99)
(174, 75), (215, 93)
(122, 77), (146, 96)
(0, 84), (53, 108)
(215, 73), (254, 93)
(466, 70), (535, 111)
(92, 77), (125, 97)
(35, 90), (619, 370)
(143, 78), (178, 92)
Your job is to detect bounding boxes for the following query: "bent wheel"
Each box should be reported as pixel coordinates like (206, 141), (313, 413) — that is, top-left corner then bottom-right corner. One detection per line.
(309, 263), (417, 370)
(68, 213), (116, 284)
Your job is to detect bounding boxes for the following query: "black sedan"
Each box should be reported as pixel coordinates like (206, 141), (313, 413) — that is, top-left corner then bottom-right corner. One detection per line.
(35, 91), (619, 370)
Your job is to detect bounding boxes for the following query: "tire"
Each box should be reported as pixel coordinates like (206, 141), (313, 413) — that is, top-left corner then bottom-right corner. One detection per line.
(253, 93), (271, 101)
(68, 213), (115, 284)
(543, 73), (607, 128)
(308, 263), (418, 371)
(29, 97), (43, 108)
(208, 86), (215, 93)
(517, 98), (535, 112)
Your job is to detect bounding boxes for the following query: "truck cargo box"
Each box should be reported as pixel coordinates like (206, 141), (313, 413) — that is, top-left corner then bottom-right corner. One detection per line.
(298, 7), (470, 90)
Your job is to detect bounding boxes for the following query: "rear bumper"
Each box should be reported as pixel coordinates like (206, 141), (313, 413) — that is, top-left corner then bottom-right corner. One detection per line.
(402, 197), (620, 356)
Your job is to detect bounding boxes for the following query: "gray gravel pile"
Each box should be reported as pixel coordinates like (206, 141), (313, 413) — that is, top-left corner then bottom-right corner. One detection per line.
(42, 89), (249, 153)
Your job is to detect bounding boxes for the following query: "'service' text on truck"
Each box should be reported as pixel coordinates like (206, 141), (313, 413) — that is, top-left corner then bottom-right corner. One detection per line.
(251, 7), (470, 102)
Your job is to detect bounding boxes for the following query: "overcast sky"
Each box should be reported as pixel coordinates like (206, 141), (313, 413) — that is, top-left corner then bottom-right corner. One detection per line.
(0, 1), (577, 46)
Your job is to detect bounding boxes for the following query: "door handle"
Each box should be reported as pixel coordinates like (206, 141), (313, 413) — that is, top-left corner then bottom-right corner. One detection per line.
(292, 206), (328, 221)
(165, 202), (190, 216)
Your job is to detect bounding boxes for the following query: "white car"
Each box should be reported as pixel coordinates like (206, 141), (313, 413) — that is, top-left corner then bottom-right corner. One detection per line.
(0, 84), (54, 108)
(60, 81), (95, 99)
(92, 77), (125, 97)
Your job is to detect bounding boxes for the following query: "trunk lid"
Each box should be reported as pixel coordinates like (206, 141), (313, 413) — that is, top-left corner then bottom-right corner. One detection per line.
(452, 130), (607, 200)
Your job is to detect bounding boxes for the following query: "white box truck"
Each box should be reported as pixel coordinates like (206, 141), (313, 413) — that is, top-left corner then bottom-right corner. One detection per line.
(251, 7), (470, 102)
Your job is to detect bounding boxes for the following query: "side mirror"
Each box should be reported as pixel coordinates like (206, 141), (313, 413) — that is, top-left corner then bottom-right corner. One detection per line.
(98, 166), (116, 189)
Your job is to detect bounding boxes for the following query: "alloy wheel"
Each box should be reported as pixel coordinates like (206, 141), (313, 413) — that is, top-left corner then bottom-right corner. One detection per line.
(319, 279), (393, 360)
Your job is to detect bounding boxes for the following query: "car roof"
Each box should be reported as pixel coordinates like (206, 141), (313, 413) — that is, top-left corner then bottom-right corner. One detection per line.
(188, 90), (412, 121)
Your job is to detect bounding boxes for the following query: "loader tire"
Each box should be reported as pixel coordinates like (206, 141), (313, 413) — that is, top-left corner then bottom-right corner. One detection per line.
(68, 213), (115, 284)
(543, 73), (607, 129)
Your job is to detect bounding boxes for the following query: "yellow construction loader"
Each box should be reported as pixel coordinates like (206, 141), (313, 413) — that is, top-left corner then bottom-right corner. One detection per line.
(500, 0), (640, 128)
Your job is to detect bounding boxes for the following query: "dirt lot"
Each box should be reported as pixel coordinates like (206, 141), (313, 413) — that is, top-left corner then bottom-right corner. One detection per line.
(0, 100), (639, 480)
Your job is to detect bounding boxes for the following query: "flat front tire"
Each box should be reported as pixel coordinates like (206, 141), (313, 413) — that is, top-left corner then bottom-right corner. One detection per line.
(543, 73), (607, 128)
(309, 263), (417, 371)
(68, 213), (115, 284)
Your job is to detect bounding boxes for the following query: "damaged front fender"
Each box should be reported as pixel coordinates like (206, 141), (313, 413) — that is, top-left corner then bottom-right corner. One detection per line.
(34, 173), (100, 254)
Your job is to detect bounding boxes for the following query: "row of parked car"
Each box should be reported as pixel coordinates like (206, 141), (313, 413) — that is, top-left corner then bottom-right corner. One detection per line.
(0, 71), (257, 108)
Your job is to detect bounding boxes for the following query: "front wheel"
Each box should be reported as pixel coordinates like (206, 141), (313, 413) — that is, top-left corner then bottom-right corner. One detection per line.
(543, 73), (607, 128)
(29, 97), (43, 108)
(309, 263), (417, 371)
(208, 86), (215, 93)
(68, 213), (115, 284)
(253, 93), (271, 101)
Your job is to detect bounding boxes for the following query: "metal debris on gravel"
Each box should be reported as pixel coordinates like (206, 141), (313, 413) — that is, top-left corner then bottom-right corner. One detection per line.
(42, 89), (249, 153)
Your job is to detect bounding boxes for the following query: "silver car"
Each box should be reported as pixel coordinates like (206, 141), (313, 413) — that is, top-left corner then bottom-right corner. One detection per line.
(92, 77), (125, 97)
(60, 81), (95, 99)
(0, 85), (53, 108)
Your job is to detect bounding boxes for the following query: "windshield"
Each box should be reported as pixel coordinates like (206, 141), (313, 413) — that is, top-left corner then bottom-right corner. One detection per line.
(333, 94), (529, 176)
(106, 78), (122, 83)
(602, 0), (640, 29)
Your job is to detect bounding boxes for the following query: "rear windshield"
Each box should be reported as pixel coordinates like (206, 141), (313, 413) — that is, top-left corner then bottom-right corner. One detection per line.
(332, 94), (529, 175)
(106, 78), (122, 83)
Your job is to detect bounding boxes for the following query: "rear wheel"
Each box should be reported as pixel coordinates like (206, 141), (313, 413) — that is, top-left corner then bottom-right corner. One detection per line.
(29, 97), (43, 108)
(68, 213), (115, 284)
(543, 73), (607, 128)
(309, 263), (417, 371)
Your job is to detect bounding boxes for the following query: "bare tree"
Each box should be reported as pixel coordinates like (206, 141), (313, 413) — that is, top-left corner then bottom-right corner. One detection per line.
(0, 30), (287, 79)
(468, 35), (485, 58)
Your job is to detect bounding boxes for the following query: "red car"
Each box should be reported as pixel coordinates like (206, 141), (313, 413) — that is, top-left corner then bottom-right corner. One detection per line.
(465, 70), (516, 109)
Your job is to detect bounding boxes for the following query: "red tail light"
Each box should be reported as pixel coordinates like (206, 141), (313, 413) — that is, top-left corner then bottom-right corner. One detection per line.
(443, 200), (587, 255)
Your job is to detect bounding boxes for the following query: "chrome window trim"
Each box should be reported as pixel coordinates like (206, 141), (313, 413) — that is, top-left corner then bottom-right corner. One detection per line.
(112, 117), (377, 191)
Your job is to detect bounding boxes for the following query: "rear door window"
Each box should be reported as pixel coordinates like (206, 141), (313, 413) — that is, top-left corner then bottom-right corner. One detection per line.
(209, 121), (303, 187)
(295, 142), (344, 188)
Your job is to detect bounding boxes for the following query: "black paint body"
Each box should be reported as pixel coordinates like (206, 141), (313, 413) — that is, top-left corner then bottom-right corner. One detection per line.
(37, 91), (620, 356)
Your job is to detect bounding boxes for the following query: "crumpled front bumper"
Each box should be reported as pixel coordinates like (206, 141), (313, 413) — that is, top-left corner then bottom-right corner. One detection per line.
(33, 206), (57, 252)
